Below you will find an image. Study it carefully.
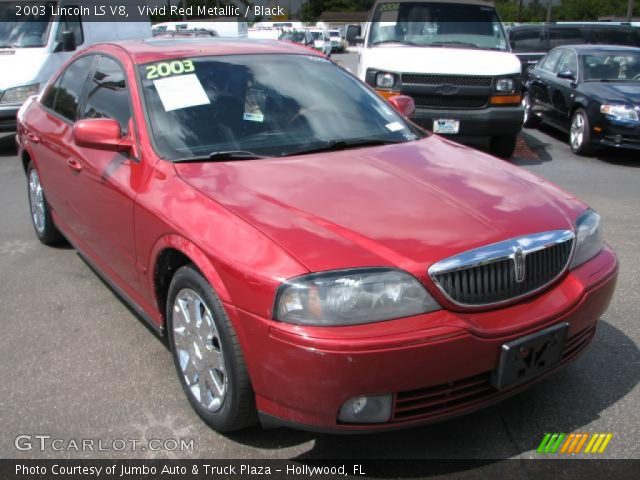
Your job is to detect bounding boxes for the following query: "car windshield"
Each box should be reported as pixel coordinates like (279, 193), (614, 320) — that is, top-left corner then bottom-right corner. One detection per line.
(368, 2), (508, 51)
(330, 32), (340, 37)
(279, 31), (306, 42)
(582, 52), (640, 82)
(0, 1), (55, 48)
(309, 31), (323, 40)
(139, 54), (421, 161)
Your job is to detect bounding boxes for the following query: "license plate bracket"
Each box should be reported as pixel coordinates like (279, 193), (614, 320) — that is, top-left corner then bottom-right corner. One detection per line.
(433, 119), (460, 134)
(491, 323), (569, 390)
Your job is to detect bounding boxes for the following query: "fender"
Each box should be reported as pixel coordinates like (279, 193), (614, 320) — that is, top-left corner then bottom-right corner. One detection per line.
(148, 233), (232, 311)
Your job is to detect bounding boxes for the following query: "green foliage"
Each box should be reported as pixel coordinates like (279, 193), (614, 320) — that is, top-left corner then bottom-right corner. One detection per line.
(496, 0), (639, 22)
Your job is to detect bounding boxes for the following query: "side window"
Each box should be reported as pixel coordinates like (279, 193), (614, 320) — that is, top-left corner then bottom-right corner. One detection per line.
(509, 28), (543, 53)
(41, 75), (63, 110)
(539, 49), (564, 73)
(82, 56), (132, 133)
(548, 27), (585, 49)
(55, 8), (84, 46)
(52, 55), (95, 121)
(557, 51), (578, 74)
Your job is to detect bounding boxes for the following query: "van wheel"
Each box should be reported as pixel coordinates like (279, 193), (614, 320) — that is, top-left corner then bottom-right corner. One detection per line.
(570, 109), (595, 155)
(167, 265), (257, 432)
(489, 134), (518, 159)
(26, 162), (63, 245)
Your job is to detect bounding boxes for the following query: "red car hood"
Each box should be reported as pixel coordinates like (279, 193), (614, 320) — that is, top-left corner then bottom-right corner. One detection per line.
(174, 136), (586, 273)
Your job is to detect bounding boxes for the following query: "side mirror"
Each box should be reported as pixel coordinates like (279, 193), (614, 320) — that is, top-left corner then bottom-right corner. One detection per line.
(73, 118), (132, 152)
(60, 30), (76, 52)
(346, 25), (362, 43)
(557, 70), (576, 80)
(387, 95), (415, 117)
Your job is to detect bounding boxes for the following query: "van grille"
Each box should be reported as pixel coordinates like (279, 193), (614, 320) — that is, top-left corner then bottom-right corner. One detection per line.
(410, 94), (489, 109)
(402, 74), (493, 87)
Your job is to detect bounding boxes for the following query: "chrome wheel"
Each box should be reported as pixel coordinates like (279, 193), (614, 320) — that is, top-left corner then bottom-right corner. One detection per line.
(570, 112), (585, 150)
(28, 168), (45, 234)
(522, 93), (530, 125)
(172, 288), (227, 412)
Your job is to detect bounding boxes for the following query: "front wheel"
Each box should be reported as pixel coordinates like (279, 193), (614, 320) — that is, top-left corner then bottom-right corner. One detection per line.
(26, 162), (63, 245)
(489, 134), (518, 159)
(167, 265), (257, 432)
(522, 91), (540, 128)
(570, 109), (595, 155)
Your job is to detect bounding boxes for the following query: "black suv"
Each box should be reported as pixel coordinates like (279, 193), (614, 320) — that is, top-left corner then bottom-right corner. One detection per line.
(508, 23), (640, 75)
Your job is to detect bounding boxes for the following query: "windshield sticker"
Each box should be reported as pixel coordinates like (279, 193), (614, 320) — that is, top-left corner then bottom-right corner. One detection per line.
(385, 121), (405, 132)
(153, 74), (210, 112)
(306, 55), (331, 63)
(244, 84), (267, 123)
(146, 59), (195, 80)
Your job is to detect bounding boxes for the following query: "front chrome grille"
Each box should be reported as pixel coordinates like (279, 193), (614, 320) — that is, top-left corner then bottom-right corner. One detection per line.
(428, 231), (575, 307)
(401, 74), (492, 87)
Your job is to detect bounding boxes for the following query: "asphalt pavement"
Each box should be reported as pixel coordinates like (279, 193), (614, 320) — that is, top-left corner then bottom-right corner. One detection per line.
(0, 53), (638, 460)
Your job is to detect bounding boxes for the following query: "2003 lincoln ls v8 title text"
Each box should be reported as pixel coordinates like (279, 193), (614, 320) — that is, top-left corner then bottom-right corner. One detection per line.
(16, 38), (617, 432)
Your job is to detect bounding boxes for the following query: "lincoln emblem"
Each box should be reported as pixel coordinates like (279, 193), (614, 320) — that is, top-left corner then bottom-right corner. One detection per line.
(514, 247), (526, 283)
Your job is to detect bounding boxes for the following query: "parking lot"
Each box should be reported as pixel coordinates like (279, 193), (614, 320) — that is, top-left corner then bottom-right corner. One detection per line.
(0, 51), (638, 461)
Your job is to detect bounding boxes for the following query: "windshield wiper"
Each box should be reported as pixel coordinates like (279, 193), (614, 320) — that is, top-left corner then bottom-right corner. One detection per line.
(282, 138), (404, 157)
(175, 150), (265, 163)
(429, 41), (480, 49)
(371, 39), (426, 47)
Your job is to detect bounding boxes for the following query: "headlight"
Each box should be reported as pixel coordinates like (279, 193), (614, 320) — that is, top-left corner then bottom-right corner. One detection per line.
(376, 72), (397, 89)
(600, 104), (639, 121)
(274, 268), (440, 326)
(495, 77), (516, 93)
(570, 209), (603, 269)
(0, 83), (39, 104)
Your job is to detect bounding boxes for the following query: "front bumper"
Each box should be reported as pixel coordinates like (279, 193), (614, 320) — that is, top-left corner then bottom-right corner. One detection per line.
(597, 117), (640, 151)
(411, 105), (524, 137)
(228, 246), (617, 433)
(0, 104), (20, 132)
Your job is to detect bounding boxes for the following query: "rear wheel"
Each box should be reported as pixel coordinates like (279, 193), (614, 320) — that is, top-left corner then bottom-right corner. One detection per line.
(26, 162), (63, 245)
(489, 134), (518, 159)
(570, 108), (595, 155)
(167, 265), (257, 432)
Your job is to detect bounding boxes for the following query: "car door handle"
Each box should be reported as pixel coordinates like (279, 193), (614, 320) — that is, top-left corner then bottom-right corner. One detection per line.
(27, 132), (40, 144)
(66, 158), (83, 172)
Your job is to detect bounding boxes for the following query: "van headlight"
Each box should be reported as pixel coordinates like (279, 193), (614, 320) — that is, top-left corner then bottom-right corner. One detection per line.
(376, 72), (397, 89)
(0, 83), (39, 104)
(495, 77), (516, 93)
(570, 209), (604, 269)
(274, 268), (440, 326)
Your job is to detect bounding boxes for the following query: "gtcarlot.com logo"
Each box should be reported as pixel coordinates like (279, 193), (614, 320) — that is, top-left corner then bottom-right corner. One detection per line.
(537, 433), (613, 454)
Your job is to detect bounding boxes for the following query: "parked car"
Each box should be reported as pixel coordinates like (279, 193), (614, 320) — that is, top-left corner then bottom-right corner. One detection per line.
(508, 23), (640, 76)
(351, 0), (524, 158)
(154, 30), (219, 39)
(152, 19), (248, 38)
(523, 45), (640, 155)
(17, 38), (617, 433)
(0, 0), (151, 133)
(278, 29), (315, 48)
(329, 29), (345, 53)
(305, 28), (332, 57)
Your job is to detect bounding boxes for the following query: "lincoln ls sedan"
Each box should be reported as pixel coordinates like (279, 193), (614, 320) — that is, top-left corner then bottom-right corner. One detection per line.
(16, 38), (618, 432)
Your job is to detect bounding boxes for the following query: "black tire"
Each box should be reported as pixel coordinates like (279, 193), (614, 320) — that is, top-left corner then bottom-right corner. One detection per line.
(489, 134), (518, 159)
(26, 161), (63, 245)
(167, 265), (257, 432)
(522, 91), (541, 128)
(570, 108), (595, 156)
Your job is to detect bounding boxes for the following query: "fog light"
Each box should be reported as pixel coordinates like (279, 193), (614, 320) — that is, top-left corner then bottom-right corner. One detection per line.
(338, 394), (392, 423)
(614, 134), (623, 144)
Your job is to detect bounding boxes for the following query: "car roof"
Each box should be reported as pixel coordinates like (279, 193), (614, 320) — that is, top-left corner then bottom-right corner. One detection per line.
(92, 38), (323, 64)
(556, 44), (640, 54)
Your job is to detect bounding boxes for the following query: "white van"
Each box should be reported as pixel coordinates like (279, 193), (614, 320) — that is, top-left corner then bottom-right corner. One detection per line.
(305, 27), (332, 57)
(152, 19), (248, 38)
(0, 0), (151, 132)
(351, 0), (524, 158)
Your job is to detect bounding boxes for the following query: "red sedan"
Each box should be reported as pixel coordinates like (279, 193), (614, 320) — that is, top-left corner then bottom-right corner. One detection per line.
(16, 38), (617, 432)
